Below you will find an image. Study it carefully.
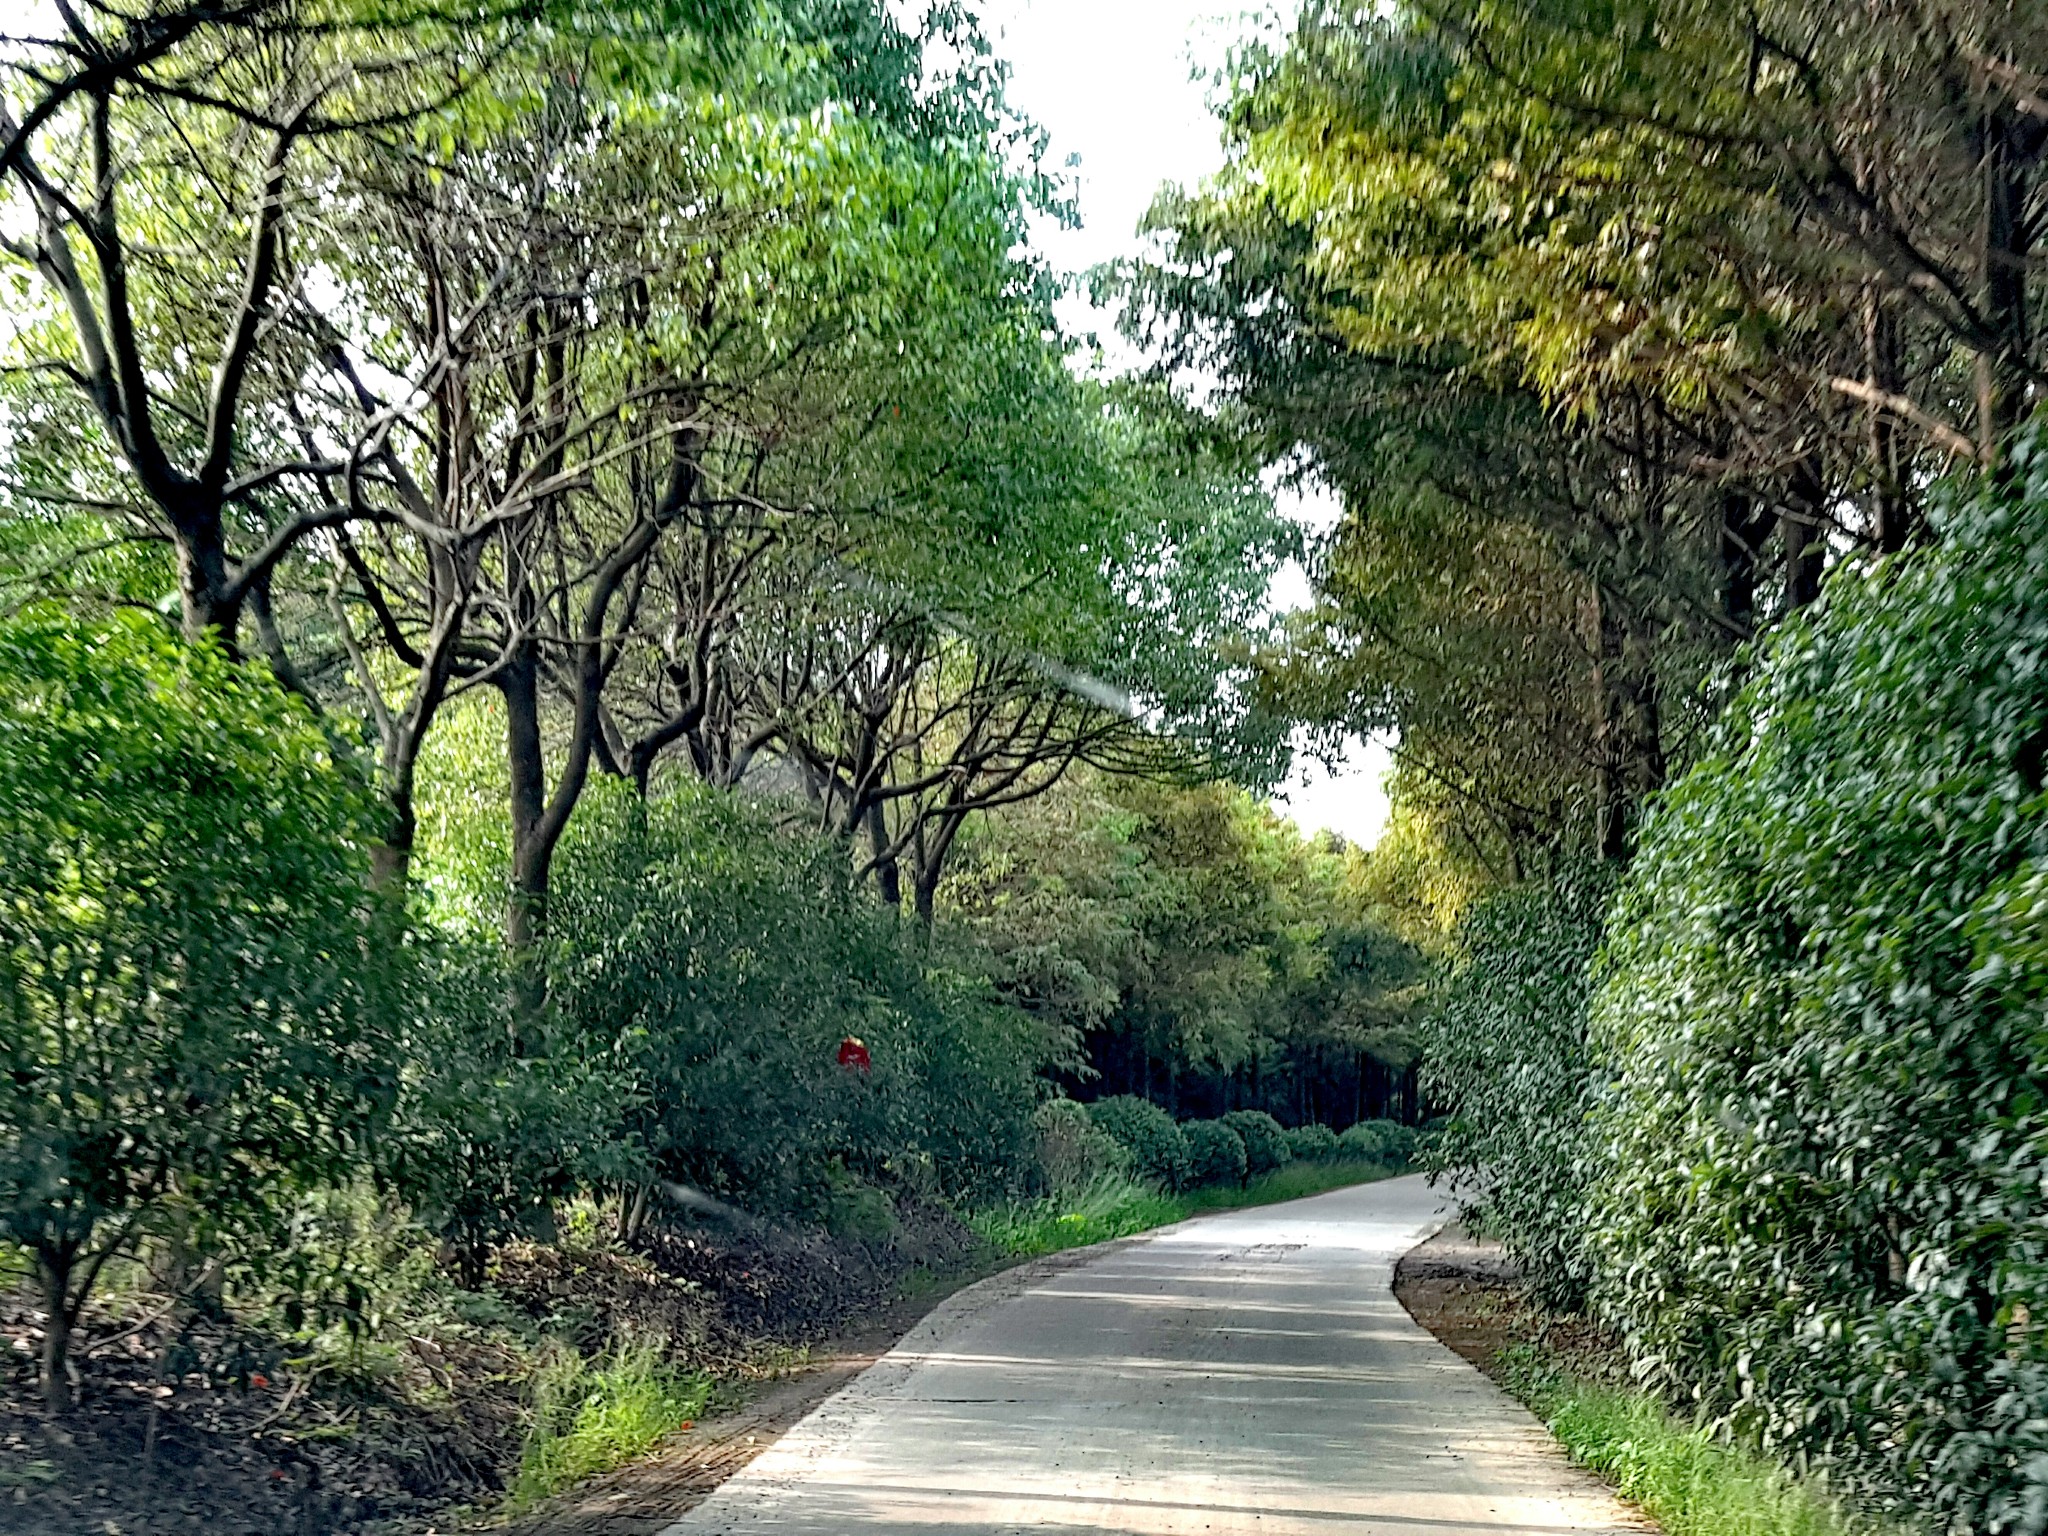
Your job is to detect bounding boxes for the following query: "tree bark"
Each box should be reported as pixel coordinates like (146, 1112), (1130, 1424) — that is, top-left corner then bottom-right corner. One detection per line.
(1865, 302), (1911, 553)
(1587, 584), (1629, 862)
(502, 640), (552, 1036)
(35, 1246), (75, 1413)
(1719, 486), (1767, 632)
(865, 799), (902, 907)
(371, 792), (416, 889)
(1976, 106), (2038, 459)
(1783, 457), (1827, 612)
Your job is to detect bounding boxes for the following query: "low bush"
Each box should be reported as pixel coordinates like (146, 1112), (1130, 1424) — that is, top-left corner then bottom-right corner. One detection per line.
(1182, 1119), (1248, 1186)
(1033, 1099), (1132, 1195)
(1086, 1096), (1192, 1190)
(0, 612), (408, 1409)
(1221, 1110), (1291, 1178)
(1335, 1120), (1417, 1168)
(549, 781), (1044, 1215)
(1282, 1124), (1339, 1163)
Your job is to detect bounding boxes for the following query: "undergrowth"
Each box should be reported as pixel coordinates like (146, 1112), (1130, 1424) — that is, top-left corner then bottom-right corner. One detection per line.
(504, 1338), (712, 1516)
(971, 1160), (1397, 1259)
(1496, 1344), (1880, 1536)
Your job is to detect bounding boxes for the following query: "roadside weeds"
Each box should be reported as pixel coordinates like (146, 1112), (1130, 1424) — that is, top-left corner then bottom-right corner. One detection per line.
(1394, 1226), (1897, 1536)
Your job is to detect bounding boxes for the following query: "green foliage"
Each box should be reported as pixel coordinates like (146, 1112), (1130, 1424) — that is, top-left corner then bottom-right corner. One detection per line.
(1220, 1111), (1291, 1177)
(1335, 1119), (1415, 1169)
(0, 610), (400, 1399)
(969, 1173), (1186, 1259)
(506, 1338), (711, 1515)
(1032, 1100), (1133, 1197)
(1282, 1124), (1339, 1163)
(1419, 867), (1613, 1306)
(947, 771), (1427, 1120)
(551, 781), (1041, 1213)
(1182, 1119), (1249, 1187)
(818, 1168), (898, 1246)
(1584, 437), (2048, 1527)
(1085, 1097), (1192, 1192)
(1131, 6), (1753, 873)
(383, 939), (645, 1287)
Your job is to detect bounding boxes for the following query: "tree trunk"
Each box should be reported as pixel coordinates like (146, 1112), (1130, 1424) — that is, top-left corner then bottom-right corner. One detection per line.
(1588, 584), (1630, 862)
(1977, 106), (2037, 459)
(1780, 455), (1827, 612)
(909, 811), (965, 931)
(1719, 487), (1766, 632)
(371, 788), (416, 890)
(864, 800), (901, 907)
(502, 642), (552, 1036)
(1862, 289), (1912, 553)
(35, 1246), (75, 1413)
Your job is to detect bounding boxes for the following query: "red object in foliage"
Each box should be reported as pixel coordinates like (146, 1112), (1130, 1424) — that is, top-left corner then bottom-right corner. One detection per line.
(837, 1036), (871, 1073)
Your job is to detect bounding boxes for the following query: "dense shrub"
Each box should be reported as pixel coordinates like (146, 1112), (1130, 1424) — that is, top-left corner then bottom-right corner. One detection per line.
(1587, 442), (2048, 1530)
(550, 782), (1042, 1214)
(1221, 1110), (1290, 1177)
(1182, 1118), (1249, 1186)
(0, 613), (403, 1407)
(1336, 1120), (1417, 1168)
(1033, 1099), (1132, 1195)
(1282, 1124), (1339, 1162)
(1419, 867), (1613, 1305)
(386, 939), (643, 1286)
(1086, 1096), (1192, 1190)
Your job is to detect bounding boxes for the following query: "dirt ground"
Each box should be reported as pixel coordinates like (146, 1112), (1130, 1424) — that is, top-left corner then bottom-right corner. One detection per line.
(1392, 1222), (1626, 1392)
(0, 1201), (987, 1536)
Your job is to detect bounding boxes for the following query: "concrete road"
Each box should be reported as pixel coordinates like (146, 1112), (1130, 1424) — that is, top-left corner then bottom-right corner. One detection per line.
(665, 1175), (1645, 1535)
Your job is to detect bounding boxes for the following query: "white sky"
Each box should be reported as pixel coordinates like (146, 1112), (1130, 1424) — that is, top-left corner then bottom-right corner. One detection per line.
(981, 0), (1395, 848)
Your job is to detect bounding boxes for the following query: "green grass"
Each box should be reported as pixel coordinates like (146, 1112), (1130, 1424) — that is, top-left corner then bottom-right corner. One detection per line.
(504, 1338), (713, 1516)
(969, 1159), (1400, 1260)
(1497, 1344), (1880, 1536)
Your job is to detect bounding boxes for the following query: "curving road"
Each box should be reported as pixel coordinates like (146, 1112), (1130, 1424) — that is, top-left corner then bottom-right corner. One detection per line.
(665, 1174), (1644, 1535)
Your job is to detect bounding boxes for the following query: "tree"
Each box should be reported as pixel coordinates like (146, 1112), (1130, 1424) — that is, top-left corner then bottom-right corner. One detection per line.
(1426, 0), (2048, 464)
(0, 1), (494, 645)
(1129, 7), (1804, 867)
(0, 611), (399, 1410)
(943, 771), (1428, 1125)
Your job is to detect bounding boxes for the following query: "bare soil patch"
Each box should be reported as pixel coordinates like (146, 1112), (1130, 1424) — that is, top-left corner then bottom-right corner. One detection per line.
(1393, 1222), (1626, 1390)
(0, 1199), (986, 1536)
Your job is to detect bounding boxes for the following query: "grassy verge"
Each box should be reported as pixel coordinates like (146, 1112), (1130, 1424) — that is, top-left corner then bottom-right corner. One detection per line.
(503, 1338), (714, 1517)
(969, 1159), (1400, 1259)
(1495, 1342), (1878, 1536)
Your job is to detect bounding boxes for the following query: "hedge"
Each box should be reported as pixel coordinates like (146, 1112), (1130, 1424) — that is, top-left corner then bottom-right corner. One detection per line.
(1182, 1119), (1248, 1186)
(1336, 1119), (1417, 1169)
(1282, 1124), (1339, 1163)
(1585, 439), (2048, 1530)
(1220, 1110), (1290, 1178)
(1086, 1096), (1191, 1190)
(1418, 868), (1614, 1306)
